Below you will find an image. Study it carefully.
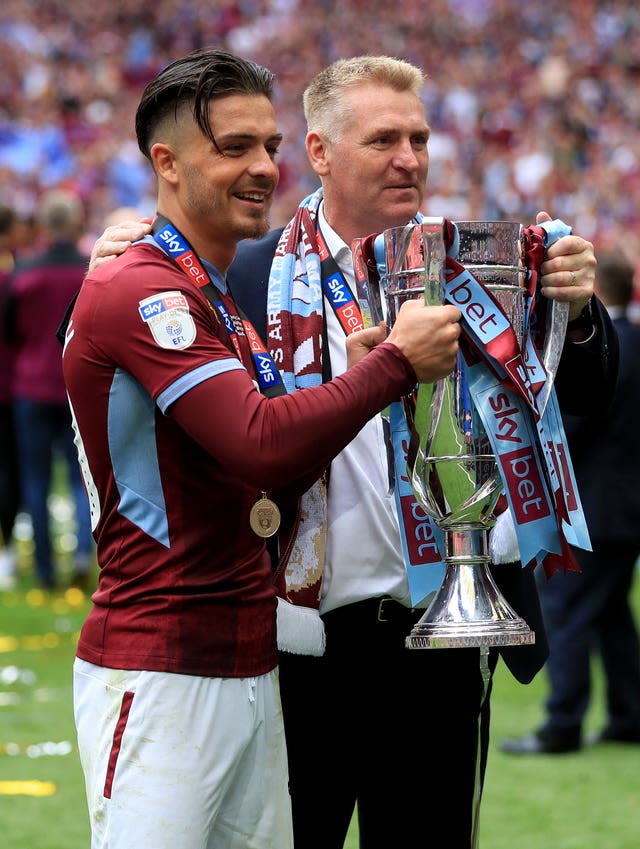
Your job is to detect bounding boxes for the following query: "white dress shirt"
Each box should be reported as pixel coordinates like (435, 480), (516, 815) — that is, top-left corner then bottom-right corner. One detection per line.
(317, 204), (412, 613)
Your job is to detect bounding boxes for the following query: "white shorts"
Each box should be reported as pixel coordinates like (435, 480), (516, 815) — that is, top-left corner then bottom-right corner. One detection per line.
(73, 658), (293, 849)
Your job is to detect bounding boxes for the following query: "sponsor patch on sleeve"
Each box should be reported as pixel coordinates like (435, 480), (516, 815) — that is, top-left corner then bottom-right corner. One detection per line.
(138, 291), (197, 350)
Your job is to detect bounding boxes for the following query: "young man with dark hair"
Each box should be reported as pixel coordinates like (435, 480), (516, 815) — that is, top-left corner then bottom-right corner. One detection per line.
(63, 49), (462, 849)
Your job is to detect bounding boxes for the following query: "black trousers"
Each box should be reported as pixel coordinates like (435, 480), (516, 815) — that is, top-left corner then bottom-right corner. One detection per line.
(278, 598), (498, 849)
(0, 402), (20, 544)
(537, 541), (640, 735)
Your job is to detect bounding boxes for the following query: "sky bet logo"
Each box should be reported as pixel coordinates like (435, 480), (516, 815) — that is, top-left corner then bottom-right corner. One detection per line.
(156, 228), (208, 285)
(325, 275), (364, 332)
(157, 227), (188, 254)
(138, 292), (189, 322)
(254, 351), (278, 384)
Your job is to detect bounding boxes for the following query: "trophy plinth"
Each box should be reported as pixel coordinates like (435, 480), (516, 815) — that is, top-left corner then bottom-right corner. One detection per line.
(405, 525), (534, 649)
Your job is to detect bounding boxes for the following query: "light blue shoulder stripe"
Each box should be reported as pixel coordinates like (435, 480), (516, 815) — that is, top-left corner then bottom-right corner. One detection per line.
(156, 358), (245, 412)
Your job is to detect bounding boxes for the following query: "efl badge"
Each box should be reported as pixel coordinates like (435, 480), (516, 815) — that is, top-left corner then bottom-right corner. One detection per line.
(138, 291), (196, 350)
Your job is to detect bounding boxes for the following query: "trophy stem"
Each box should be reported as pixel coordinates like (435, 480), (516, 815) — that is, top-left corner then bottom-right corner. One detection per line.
(405, 526), (535, 649)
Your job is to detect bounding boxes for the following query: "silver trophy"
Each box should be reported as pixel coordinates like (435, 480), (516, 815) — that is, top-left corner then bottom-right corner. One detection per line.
(356, 219), (568, 649)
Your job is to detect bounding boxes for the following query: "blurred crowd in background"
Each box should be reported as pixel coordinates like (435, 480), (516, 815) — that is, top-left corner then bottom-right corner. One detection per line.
(1, 0), (639, 268)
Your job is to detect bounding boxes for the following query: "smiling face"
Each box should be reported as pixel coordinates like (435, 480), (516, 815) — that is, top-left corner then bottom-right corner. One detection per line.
(152, 93), (281, 269)
(307, 82), (430, 247)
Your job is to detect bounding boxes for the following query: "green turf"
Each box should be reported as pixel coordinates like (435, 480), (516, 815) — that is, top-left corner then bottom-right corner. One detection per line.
(0, 579), (92, 848)
(2, 530), (639, 848)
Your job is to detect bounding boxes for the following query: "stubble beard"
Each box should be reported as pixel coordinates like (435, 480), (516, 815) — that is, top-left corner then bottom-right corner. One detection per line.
(184, 182), (271, 243)
(237, 209), (271, 240)
(184, 165), (271, 241)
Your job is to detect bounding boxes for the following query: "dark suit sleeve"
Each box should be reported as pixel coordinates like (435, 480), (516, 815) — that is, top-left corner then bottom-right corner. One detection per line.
(554, 296), (619, 415)
(491, 562), (549, 683)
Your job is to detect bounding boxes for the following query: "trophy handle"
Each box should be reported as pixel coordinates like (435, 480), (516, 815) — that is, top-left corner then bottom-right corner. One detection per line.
(537, 299), (569, 416)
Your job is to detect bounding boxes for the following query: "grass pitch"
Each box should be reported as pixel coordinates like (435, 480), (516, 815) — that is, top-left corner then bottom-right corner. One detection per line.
(1, 518), (639, 848)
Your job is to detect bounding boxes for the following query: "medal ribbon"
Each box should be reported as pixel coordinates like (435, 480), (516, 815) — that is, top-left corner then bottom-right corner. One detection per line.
(151, 214), (284, 539)
(151, 215), (284, 397)
(342, 229), (446, 605)
(316, 230), (366, 335)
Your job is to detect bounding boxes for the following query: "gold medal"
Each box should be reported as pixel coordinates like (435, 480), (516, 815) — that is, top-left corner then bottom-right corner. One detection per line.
(249, 493), (281, 538)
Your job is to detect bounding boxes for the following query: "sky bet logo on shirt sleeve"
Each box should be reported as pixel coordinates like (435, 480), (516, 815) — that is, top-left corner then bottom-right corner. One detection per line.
(138, 291), (197, 350)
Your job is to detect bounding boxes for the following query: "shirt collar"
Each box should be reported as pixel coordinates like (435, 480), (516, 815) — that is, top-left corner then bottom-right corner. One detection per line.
(317, 202), (352, 275)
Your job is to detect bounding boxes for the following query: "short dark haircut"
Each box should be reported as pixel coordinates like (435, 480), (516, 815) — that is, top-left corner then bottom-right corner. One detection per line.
(135, 48), (275, 160)
(596, 252), (635, 308)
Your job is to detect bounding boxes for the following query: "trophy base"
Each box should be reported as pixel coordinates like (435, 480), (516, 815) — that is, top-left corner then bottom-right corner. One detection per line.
(405, 559), (536, 650)
(406, 620), (535, 650)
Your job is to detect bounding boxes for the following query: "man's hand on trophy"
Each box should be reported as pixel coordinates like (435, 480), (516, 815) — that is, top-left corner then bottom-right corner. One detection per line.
(346, 322), (388, 369)
(535, 210), (596, 322)
(89, 218), (152, 271)
(385, 300), (461, 384)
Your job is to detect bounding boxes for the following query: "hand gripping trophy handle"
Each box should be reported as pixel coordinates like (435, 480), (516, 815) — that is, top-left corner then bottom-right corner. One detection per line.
(356, 219), (567, 649)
